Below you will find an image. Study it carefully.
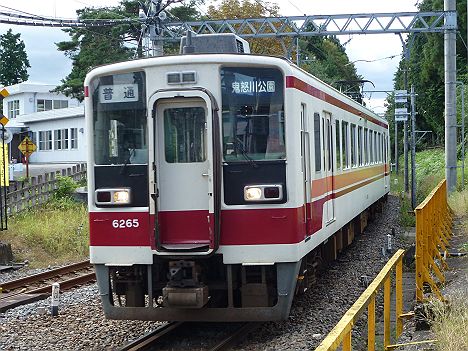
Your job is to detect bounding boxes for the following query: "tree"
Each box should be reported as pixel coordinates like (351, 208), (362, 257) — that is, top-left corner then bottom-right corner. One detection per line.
(390, 0), (467, 144)
(56, 0), (200, 101)
(55, 2), (139, 101)
(300, 36), (361, 92)
(0, 29), (30, 86)
(207, 0), (286, 56)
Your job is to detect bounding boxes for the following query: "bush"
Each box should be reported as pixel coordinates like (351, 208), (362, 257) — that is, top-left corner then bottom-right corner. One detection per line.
(53, 176), (79, 200)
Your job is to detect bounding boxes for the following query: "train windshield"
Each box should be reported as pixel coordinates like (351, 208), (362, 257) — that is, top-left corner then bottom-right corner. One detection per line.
(221, 67), (285, 162)
(91, 71), (147, 165)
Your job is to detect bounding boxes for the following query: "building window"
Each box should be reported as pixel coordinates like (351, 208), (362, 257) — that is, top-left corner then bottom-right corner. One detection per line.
(37, 99), (69, 112)
(54, 129), (69, 150)
(53, 100), (68, 109)
(70, 128), (78, 149)
(39, 131), (52, 150)
(7, 100), (20, 118)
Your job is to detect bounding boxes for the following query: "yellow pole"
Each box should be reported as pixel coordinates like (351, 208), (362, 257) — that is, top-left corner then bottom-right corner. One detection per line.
(384, 276), (391, 348)
(396, 259), (403, 337)
(368, 296), (376, 351)
(343, 330), (352, 351)
(415, 208), (423, 302)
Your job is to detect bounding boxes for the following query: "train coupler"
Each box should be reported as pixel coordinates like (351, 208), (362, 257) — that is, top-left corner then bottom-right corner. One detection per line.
(162, 285), (209, 308)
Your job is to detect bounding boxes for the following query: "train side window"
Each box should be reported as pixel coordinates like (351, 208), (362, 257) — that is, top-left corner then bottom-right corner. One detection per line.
(374, 131), (378, 164)
(335, 120), (341, 170)
(322, 116), (326, 171)
(342, 121), (349, 169)
(314, 113), (321, 172)
(326, 116), (332, 172)
(377, 132), (380, 163)
(358, 126), (363, 166)
(350, 124), (356, 167)
(364, 128), (368, 165)
(380, 133), (383, 163)
(369, 130), (373, 164)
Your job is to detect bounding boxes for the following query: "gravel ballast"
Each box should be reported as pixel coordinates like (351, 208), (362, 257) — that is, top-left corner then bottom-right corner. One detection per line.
(0, 195), (407, 350)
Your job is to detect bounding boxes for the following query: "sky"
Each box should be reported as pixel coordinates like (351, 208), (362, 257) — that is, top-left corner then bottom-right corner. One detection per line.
(0, 0), (420, 114)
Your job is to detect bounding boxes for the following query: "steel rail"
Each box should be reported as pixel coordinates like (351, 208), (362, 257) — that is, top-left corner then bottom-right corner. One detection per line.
(0, 260), (92, 292)
(209, 322), (260, 351)
(119, 322), (184, 351)
(24, 272), (96, 295)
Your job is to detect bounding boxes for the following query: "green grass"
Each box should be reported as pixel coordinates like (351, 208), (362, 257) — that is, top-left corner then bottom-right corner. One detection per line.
(394, 147), (468, 228)
(426, 293), (468, 351)
(0, 198), (89, 267)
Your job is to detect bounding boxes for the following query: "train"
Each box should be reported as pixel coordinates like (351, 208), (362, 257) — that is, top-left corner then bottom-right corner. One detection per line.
(85, 34), (390, 322)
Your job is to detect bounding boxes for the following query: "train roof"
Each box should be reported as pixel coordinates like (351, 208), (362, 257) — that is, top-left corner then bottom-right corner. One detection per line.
(85, 53), (387, 127)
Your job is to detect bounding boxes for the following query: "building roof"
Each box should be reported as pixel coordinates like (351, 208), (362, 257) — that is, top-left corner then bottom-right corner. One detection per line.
(2, 82), (60, 95)
(15, 106), (84, 123)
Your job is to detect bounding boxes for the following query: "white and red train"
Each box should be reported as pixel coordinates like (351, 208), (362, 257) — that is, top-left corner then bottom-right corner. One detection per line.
(85, 36), (389, 321)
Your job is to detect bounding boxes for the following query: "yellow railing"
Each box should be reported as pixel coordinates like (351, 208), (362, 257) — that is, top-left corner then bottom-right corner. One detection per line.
(316, 249), (409, 351)
(316, 180), (453, 351)
(415, 179), (452, 302)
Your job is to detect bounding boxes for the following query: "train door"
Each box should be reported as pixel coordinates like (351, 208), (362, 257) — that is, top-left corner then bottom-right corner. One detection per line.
(301, 104), (311, 235)
(323, 112), (335, 223)
(150, 91), (218, 253)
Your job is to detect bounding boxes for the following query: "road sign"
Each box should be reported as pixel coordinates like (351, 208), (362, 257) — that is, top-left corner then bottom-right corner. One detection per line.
(395, 107), (409, 122)
(0, 144), (9, 187)
(0, 88), (9, 98)
(395, 90), (408, 104)
(0, 129), (12, 144)
(0, 116), (8, 126)
(18, 137), (37, 156)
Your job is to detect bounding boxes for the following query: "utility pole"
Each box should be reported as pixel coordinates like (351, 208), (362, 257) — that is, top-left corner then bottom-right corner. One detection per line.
(444, 0), (457, 192)
(410, 85), (417, 209)
(395, 114), (399, 174)
(399, 34), (410, 192)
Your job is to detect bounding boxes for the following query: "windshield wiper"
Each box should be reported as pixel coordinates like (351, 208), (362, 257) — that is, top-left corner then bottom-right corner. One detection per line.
(120, 148), (135, 175)
(234, 139), (258, 168)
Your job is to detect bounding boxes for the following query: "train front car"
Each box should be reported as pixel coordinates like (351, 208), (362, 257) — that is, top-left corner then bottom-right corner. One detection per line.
(85, 55), (304, 322)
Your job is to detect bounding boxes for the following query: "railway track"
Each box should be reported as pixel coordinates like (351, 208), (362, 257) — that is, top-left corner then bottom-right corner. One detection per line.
(120, 321), (260, 351)
(0, 260), (95, 312)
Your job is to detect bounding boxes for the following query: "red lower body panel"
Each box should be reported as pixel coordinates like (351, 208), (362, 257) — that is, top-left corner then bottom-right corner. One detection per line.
(90, 207), (306, 247)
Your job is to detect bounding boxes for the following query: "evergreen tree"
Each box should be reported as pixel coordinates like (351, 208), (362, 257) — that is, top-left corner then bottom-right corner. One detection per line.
(56, 0), (200, 101)
(390, 0), (467, 145)
(0, 29), (30, 86)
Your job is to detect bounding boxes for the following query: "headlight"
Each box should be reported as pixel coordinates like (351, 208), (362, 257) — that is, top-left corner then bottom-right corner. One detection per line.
(245, 187), (262, 201)
(244, 185), (283, 202)
(95, 188), (131, 205)
(113, 190), (131, 204)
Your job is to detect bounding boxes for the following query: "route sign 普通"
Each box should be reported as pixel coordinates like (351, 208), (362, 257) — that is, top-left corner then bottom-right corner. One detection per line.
(18, 136), (37, 157)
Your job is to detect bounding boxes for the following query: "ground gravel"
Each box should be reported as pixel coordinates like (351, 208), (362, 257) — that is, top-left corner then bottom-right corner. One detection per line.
(0, 284), (163, 350)
(235, 194), (407, 350)
(0, 195), (406, 351)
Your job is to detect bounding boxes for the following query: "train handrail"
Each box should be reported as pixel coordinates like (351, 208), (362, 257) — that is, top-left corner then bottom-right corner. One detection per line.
(316, 249), (406, 351)
(415, 179), (452, 302)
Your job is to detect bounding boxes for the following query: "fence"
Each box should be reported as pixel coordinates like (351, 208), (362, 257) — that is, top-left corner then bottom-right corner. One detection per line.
(415, 178), (452, 302)
(315, 249), (411, 351)
(316, 179), (453, 350)
(6, 163), (87, 214)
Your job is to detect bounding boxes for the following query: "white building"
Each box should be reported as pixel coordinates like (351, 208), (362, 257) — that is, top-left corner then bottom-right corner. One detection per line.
(2, 82), (85, 163)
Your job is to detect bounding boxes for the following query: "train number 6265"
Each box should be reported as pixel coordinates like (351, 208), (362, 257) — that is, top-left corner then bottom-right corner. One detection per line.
(112, 219), (140, 228)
